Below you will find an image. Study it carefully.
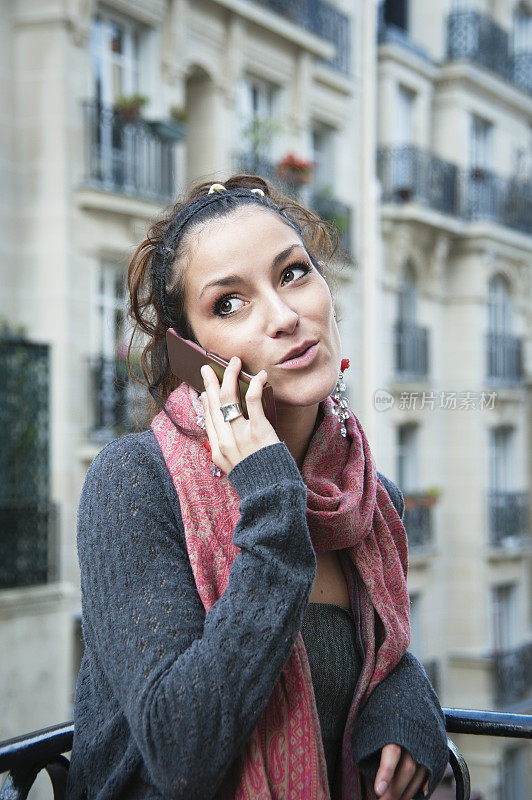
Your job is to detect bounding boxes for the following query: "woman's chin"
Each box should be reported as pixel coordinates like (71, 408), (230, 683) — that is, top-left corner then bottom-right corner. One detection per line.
(270, 372), (338, 410)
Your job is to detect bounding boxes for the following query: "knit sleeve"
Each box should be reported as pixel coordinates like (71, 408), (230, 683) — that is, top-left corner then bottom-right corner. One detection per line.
(351, 653), (449, 797)
(77, 435), (316, 800)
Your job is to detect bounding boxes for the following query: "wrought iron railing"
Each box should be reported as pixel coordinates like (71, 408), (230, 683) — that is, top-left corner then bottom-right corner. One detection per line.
(377, 146), (532, 234)
(492, 642), (532, 707)
(486, 332), (523, 384)
(251, 0), (351, 73)
(89, 356), (148, 442)
(488, 490), (529, 546)
(83, 101), (176, 202)
(394, 320), (429, 379)
(1, 711), (531, 800)
(446, 10), (531, 96)
(378, 145), (459, 215)
(0, 501), (59, 589)
(403, 501), (433, 549)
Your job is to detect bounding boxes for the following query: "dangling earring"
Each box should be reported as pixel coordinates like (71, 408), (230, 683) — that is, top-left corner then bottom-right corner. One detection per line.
(332, 358), (350, 438)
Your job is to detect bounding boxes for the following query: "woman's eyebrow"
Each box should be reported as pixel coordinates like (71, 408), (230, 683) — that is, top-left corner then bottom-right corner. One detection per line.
(199, 243), (304, 299)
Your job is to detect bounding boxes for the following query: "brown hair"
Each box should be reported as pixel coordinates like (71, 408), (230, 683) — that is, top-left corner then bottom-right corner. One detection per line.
(127, 173), (340, 417)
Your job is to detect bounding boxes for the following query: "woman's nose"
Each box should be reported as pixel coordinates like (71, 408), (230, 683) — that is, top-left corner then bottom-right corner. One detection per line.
(264, 294), (299, 337)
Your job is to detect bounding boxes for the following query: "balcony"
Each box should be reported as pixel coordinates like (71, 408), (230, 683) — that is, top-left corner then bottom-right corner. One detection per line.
(488, 491), (529, 547)
(394, 320), (429, 380)
(486, 332), (523, 385)
(310, 191), (353, 257)
(403, 496), (434, 549)
(0, 502), (59, 589)
(251, 0), (351, 73)
(378, 146), (532, 235)
(378, 146), (458, 216)
(492, 642), (532, 707)
(446, 10), (531, 96)
(89, 356), (148, 442)
(83, 101), (177, 202)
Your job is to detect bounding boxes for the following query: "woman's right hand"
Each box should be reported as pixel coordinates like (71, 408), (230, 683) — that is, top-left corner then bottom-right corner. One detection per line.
(200, 356), (280, 474)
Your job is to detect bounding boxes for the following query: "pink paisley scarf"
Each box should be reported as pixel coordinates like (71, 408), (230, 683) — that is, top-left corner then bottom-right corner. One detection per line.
(152, 383), (410, 799)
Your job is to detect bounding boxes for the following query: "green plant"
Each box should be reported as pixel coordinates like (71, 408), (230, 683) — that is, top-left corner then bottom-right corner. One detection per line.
(115, 94), (148, 122)
(242, 115), (284, 157)
(169, 105), (187, 124)
(0, 318), (26, 340)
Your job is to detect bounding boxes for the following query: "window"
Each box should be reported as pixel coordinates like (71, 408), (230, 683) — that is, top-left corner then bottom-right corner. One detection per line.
(382, 0), (408, 32)
(312, 123), (336, 192)
(488, 426), (514, 493)
(470, 115), (493, 171)
(397, 262), (417, 322)
(488, 275), (512, 336)
(491, 583), (518, 652)
(396, 85), (416, 145)
(397, 424), (419, 492)
(501, 746), (528, 800)
(237, 76), (279, 160)
(91, 11), (144, 106)
(96, 263), (128, 360)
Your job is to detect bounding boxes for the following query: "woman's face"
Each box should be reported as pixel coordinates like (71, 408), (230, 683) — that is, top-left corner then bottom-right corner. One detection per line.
(181, 205), (342, 409)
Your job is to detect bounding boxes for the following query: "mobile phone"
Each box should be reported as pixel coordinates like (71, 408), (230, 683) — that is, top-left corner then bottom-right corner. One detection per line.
(166, 328), (277, 430)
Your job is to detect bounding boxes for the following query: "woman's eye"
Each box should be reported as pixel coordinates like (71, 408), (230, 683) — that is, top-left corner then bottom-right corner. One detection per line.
(282, 264), (309, 285)
(215, 296), (244, 316)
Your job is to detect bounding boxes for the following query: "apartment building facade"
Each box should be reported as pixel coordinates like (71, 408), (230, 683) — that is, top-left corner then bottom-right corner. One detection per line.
(0, 1), (531, 798)
(376, 0), (532, 797)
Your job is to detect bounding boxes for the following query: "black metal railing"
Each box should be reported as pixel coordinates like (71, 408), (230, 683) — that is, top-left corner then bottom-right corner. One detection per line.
(0, 501), (59, 589)
(488, 490), (529, 546)
(486, 332), (523, 384)
(378, 146), (459, 215)
(403, 501), (434, 549)
(89, 356), (148, 442)
(377, 146), (532, 235)
(1, 711), (531, 800)
(394, 320), (429, 379)
(83, 101), (176, 202)
(462, 168), (532, 234)
(492, 642), (532, 707)
(446, 10), (531, 96)
(251, 0), (351, 73)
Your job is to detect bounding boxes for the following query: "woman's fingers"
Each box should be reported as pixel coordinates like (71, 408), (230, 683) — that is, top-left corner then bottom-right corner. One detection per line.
(375, 744), (402, 797)
(375, 746), (427, 800)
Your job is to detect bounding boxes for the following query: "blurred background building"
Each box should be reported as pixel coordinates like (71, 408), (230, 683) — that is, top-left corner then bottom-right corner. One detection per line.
(0, 1), (530, 798)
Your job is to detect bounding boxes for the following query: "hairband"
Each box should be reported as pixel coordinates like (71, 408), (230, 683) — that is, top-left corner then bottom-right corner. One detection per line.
(208, 182), (265, 196)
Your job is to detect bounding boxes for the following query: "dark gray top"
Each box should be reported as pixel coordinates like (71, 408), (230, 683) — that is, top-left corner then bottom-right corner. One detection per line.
(66, 430), (448, 800)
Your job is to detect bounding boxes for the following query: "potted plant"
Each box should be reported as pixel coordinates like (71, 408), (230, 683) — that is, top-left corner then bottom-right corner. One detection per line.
(115, 94), (148, 123)
(147, 105), (187, 142)
(276, 153), (315, 187)
(421, 486), (442, 508)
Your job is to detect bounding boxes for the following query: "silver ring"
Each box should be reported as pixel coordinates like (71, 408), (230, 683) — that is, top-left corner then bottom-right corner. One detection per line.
(219, 402), (243, 422)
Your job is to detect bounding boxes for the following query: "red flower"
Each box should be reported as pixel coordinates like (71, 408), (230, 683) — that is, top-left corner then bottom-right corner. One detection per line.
(341, 358), (350, 373)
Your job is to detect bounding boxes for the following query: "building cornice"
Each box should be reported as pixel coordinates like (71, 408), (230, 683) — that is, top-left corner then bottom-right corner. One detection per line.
(377, 41), (438, 83)
(210, 0), (335, 62)
(436, 61), (532, 120)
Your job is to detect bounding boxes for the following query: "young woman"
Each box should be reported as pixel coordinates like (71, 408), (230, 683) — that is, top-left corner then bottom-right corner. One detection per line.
(67, 175), (448, 800)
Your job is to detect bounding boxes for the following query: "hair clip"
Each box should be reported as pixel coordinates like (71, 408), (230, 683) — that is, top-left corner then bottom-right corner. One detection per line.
(250, 188), (265, 196)
(208, 183), (227, 194)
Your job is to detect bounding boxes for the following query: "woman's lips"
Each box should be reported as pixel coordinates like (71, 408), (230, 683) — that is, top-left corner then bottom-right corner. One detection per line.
(276, 342), (319, 369)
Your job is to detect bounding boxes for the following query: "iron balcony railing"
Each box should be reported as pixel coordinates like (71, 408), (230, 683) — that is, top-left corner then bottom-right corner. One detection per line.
(403, 501), (433, 549)
(377, 146), (532, 235)
(0, 501), (59, 590)
(394, 320), (429, 379)
(488, 490), (529, 546)
(251, 0), (350, 73)
(83, 101), (176, 202)
(446, 10), (531, 96)
(1, 711), (531, 800)
(310, 192), (353, 257)
(486, 332), (523, 385)
(492, 642), (532, 707)
(89, 356), (148, 442)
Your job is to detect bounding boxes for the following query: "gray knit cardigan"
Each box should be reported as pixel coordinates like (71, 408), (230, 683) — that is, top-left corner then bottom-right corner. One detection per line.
(66, 431), (448, 800)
